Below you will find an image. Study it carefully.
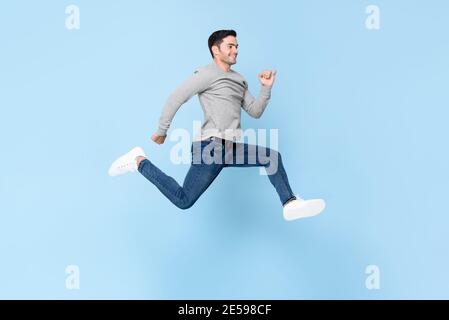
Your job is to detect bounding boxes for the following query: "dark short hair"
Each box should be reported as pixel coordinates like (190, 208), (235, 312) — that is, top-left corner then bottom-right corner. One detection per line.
(208, 30), (237, 58)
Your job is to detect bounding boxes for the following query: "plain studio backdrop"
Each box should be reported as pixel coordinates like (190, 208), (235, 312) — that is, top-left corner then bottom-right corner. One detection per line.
(0, 0), (448, 299)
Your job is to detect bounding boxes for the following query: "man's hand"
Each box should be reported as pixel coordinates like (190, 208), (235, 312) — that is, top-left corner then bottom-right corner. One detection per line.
(258, 70), (277, 87)
(151, 133), (166, 145)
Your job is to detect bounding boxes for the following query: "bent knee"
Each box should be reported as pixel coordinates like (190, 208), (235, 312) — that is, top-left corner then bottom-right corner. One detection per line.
(176, 198), (196, 210)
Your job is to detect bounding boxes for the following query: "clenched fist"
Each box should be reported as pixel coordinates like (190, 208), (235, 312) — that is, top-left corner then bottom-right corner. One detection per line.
(258, 70), (277, 87)
(151, 133), (166, 145)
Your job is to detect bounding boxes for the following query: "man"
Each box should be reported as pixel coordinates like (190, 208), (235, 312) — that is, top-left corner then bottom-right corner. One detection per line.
(108, 30), (325, 221)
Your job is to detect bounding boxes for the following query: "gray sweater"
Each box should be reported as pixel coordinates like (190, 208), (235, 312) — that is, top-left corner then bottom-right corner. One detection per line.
(156, 62), (272, 141)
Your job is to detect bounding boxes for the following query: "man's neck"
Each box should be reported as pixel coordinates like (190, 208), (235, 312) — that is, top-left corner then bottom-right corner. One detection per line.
(213, 59), (231, 72)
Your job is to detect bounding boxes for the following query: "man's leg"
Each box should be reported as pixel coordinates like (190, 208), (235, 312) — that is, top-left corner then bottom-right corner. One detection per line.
(137, 146), (223, 210)
(220, 140), (325, 220)
(215, 140), (296, 205)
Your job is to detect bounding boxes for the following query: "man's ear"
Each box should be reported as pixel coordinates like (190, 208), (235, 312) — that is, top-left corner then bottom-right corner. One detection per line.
(212, 45), (220, 57)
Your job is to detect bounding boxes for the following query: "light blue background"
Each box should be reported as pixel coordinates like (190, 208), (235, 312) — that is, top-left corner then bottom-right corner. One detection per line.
(1, 0), (448, 299)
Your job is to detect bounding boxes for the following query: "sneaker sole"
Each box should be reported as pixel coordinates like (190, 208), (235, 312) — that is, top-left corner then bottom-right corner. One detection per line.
(284, 199), (326, 221)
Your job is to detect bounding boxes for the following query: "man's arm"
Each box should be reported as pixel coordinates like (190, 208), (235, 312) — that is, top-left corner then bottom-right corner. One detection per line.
(153, 68), (211, 142)
(242, 70), (276, 119)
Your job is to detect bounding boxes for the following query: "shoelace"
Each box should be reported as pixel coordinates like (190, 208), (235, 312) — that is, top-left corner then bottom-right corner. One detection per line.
(118, 162), (136, 171)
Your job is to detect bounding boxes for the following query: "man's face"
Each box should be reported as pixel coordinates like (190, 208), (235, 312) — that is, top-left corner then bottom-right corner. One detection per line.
(214, 36), (238, 65)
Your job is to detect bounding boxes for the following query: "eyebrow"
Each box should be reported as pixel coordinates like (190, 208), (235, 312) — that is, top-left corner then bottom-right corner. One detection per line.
(225, 43), (239, 47)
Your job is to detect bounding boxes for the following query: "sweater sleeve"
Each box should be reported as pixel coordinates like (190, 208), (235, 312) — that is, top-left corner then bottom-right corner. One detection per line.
(155, 68), (212, 136)
(241, 83), (272, 119)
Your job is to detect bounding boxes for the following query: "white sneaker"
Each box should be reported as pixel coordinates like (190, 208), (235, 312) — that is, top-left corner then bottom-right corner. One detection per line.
(108, 147), (146, 177)
(283, 197), (326, 221)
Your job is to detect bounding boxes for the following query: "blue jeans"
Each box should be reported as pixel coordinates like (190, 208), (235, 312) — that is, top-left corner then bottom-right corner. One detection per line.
(138, 137), (296, 209)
